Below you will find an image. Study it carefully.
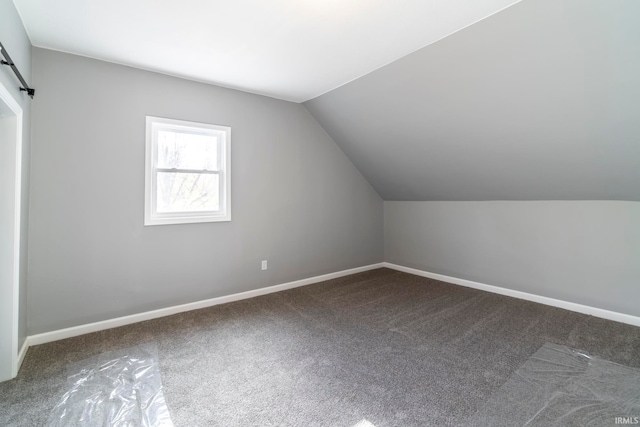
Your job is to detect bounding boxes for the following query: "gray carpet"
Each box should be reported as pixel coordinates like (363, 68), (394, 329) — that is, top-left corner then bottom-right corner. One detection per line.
(1, 268), (639, 426)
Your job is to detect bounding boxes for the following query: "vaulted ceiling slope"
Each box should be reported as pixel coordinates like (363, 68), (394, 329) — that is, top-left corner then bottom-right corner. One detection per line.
(305, 0), (640, 201)
(12, 0), (521, 103)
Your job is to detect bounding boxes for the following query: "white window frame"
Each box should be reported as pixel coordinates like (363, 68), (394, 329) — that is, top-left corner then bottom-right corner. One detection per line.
(144, 116), (231, 226)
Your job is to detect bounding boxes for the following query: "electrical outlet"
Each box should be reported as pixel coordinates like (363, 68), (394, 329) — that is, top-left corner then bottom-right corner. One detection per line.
(261, 260), (268, 270)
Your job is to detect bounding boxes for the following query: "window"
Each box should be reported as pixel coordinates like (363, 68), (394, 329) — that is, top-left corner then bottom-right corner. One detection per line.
(145, 116), (231, 225)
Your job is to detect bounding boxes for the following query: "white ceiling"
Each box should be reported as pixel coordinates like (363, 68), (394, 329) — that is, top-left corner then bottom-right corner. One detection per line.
(13, 0), (521, 102)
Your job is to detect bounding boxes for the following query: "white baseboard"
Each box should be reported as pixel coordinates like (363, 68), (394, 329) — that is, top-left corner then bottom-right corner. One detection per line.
(16, 338), (28, 373)
(383, 262), (640, 327)
(27, 263), (385, 347)
(22, 261), (639, 368)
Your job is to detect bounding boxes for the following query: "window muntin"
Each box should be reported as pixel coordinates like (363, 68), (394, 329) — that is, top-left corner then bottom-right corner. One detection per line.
(145, 116), (231, 225)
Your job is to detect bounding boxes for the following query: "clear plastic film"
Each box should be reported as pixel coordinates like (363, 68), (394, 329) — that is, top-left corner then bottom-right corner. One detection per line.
(46, 342), (173, 427)
(467, 342), (640, 427)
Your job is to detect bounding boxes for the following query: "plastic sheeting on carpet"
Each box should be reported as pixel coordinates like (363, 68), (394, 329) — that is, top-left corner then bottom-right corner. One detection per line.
(467, 342), (640, 426)
(46, 342), (173, 427)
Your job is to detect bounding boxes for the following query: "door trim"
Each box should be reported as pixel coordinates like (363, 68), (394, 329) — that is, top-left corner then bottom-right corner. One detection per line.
(0, 79), (23, 379)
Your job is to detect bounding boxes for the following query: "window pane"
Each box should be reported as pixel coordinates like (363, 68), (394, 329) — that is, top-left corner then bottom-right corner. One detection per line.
(157, 172), (220, 213)
(157, 130), (219, 170)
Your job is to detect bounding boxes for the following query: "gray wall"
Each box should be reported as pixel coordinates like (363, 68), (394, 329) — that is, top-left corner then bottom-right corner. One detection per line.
(385, 201), (640, 317)
(29, 48), (383, 334)
(305, 0), (640, 201)
(0, 0), (31, 350)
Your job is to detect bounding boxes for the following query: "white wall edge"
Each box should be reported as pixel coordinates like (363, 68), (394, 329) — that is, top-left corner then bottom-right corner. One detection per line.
(0, 79), (24, 380)
(27, 263), (385, 347)
(383, 262), (640, 327)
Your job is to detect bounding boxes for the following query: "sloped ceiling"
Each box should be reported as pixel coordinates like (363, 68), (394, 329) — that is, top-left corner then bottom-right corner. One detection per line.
(305, 0), (640, 201)
(12, 0), (521, 102)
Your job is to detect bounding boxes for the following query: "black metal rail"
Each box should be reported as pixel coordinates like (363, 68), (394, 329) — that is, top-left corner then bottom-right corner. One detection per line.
(0, 41), (35, 98)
